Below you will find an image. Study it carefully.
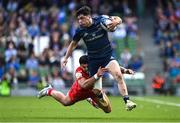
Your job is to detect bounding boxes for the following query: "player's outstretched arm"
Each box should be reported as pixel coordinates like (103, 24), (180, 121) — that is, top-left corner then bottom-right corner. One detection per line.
(78, 67), (108, 89)
(61, 41), (78, 68)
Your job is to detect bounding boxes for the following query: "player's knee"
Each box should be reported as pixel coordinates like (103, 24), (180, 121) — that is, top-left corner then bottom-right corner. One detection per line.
(62, 101), (72, 106)
(104, 107), (112, 113)
(62, 102), (70, 106)
(61, 97), (73, 106)
(104, 110), (111, 113)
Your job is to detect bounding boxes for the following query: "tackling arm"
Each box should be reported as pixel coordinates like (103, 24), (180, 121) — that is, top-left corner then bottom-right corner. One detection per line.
(78, 67), (108, 89)
(77, 77), (97, 89)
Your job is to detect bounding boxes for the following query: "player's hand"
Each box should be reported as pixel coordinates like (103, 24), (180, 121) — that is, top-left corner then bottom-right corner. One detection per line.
(107, 22), (117, 31)
(61, 58), (68, 70)
(107, 17), (121, 31)
(125, 69), (135, 75)
(96, 67), (108, 77)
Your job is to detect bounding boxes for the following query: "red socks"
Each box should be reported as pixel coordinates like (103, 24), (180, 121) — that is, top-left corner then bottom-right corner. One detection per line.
(47, 89), (54, 96)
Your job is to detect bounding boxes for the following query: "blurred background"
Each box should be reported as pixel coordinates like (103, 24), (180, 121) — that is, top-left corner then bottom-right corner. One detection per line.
(0, 0), (179, 97)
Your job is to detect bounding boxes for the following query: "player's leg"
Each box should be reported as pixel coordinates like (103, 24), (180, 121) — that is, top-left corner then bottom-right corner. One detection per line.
(92, 91), (112, 113)
(86, 88), (108, 109)
(92, 89), (109, 107)
(94, 77), (102, 90)
(106, 60), (136, 111)
(86, 88), (111, 112)
(50, 90), (74, 106)
(38, 85), (74, 106)
(88, 60), (103, 91)
(106, 60), (128, 96)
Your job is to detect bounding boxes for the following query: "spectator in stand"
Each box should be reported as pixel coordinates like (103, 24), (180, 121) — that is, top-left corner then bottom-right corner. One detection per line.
(124, 13), (138, 39)
(5, 41), (17, 62)
(172, 36), (180, 52)
(0, 55), (5, 79)
(59, 38), (70, 58)
(38, 48), (50, 66)
(28, 18), (40, 37)
(61, 70), (73, 87)
(49, 31), (62, 51)
(174, 75), (180, 83)
(168, 53), (180, 78)
(0, 75), (11, 96)
(47, 49), (59, 67)
(60, 23), (70, 44)
(15, 18), (32, 47)
(17, 42), (28, 64)
(128, 55), (144, 72)
(5, 67), (18, 88)
(152, 72), (165, 94)
(6, 56), (20, 72)
(6, 0), (18, 12)
(25, 52), (39, 70)
(0, 11), (5, 37)
(99, 1), (112, 15)
(120, 48), (132, 68)
(39, 20), (49, 36)
(28, 70), (40, 88)
(51, 67), (65, 91)
(164, 41), (176, 58)
(49, 31), (62, 61)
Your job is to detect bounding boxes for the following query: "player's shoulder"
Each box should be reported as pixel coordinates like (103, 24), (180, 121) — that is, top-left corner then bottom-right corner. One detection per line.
(93, 15), (110, 23)
(93, 15), (102, 21)
(75, 66), (83, 73)
(75, 67), (83, 79)
(96, 15), (110, 20)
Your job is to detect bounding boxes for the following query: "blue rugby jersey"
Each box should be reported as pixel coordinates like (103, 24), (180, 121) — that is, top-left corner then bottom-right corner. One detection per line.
(73, 15), (112, 59)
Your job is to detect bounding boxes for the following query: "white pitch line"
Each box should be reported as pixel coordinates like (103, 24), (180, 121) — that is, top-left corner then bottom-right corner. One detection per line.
(134, 97), (180, 107)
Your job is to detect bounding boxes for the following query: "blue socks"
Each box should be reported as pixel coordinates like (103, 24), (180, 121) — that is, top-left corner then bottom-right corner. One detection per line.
(123, 95), (130, 104)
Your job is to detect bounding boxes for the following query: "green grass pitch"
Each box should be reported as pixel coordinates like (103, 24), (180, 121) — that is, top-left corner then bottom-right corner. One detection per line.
(0, 96), (180, 122)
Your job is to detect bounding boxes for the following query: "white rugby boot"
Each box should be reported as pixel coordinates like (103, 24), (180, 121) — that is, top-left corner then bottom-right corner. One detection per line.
(37, 85), (52, 99)
(126, 100), (137, 111)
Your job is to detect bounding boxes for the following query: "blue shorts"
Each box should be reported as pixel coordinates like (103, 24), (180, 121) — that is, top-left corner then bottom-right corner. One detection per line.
(88, 55), (115, 76)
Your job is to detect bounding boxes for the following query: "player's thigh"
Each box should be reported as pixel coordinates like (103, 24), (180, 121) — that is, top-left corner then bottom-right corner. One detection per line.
(106, 60), (122, 77)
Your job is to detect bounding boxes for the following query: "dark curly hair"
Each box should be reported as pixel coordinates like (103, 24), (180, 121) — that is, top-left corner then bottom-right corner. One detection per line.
(79, 55), (88, 64)
(76, 6), (91, 17)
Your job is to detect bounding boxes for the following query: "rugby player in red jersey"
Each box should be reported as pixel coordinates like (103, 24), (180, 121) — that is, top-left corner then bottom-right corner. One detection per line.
(38, 55), (111, 113)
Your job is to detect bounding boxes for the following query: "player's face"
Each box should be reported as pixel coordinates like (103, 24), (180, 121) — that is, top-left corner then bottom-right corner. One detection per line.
(81, 63), (88, 72)
(77, 15), (92, 27)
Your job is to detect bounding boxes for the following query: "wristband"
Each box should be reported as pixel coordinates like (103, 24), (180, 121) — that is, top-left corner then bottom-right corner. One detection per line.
(93, 74), (99, 80)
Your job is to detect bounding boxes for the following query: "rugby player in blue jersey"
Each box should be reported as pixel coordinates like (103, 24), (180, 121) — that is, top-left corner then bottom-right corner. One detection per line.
(61, 6), (136, 111)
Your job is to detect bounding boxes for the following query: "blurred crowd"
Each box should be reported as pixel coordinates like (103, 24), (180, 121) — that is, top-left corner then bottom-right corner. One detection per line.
(152, 0), (180, 94)
(0, 0), (141, 92)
